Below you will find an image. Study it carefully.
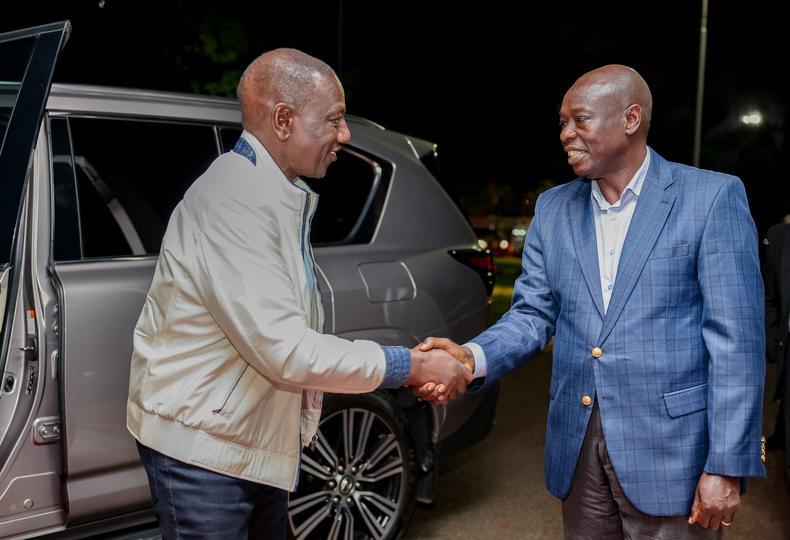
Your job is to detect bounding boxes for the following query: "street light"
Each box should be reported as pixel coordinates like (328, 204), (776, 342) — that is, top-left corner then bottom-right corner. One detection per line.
(693, 0), (709, 167)
(740, 111), (763, 126)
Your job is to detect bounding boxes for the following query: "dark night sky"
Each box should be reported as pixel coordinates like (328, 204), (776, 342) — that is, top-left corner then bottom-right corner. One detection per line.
(2, 0), (787, 238)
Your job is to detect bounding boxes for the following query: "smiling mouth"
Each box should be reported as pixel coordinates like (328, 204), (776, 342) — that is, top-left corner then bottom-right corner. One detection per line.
(567, 150), (585, 160)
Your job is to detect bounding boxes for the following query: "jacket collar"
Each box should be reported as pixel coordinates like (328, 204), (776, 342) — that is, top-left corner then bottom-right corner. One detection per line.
(240, 131), (316, 211)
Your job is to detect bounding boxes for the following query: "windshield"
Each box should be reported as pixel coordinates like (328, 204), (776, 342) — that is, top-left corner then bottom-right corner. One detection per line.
(0, 37), (35, 266)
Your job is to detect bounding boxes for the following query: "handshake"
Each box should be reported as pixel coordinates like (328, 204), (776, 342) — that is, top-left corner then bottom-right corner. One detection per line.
(406, 337), (476, 403)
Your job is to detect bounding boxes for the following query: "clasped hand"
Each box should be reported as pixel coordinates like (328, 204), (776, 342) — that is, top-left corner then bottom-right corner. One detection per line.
(407, 337), (475, 402)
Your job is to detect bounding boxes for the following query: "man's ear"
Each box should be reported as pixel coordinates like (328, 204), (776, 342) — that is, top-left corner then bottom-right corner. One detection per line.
(272, 103), (294, 142)
(624, 104), (642, 135)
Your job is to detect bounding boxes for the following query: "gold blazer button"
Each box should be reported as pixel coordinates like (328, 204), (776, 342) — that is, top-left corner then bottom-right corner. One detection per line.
(592, 347), (603, 358)
(581, 395), (593, 406)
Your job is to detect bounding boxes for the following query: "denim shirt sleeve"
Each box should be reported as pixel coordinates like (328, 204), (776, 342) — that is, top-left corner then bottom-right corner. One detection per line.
(379, 346), (411, 388)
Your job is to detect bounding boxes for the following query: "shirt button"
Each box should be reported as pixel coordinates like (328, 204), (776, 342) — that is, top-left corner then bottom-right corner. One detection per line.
(581, 395), (593, 406)
(592, 347), (602, 358)
(609, 249), (614, 255)
(607, 283), (613, 290)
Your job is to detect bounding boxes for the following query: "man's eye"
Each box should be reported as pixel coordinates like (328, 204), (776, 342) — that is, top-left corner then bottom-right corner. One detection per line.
(575, 116), (589, 123)
(559, 121), (567, 129)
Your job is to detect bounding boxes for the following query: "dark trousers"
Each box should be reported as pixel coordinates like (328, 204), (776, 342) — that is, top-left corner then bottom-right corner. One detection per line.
(561, 403), (721, 539)
(137, 442), (288, 540)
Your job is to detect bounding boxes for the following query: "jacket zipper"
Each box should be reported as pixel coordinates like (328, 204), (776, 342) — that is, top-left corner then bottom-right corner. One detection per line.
(301, 193), (322, 326)
(299, 191), (323, 448)
(300, 195), (313, 315)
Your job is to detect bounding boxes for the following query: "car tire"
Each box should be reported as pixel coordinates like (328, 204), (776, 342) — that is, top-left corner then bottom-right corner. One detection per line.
(288, 392), (416, 540)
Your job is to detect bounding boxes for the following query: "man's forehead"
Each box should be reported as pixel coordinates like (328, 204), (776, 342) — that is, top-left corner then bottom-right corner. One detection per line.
(314, 75), (344, 100)
(310, 93), (345, 119)
(570, 78), (616, 98)
(559, 102), (593, 116)
(325, 102), (346, 116)
(562, 82), (618, 110)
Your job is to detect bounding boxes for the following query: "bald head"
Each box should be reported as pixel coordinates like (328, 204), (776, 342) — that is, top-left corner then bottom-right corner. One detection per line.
(571, 64), (653, 137)
(237, 48), (339, 131)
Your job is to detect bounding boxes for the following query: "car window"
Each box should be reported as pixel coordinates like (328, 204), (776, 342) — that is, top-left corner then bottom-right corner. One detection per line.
(51, 116), (219, 260)
(220, 127), (387, 246)
(0, 37), (35, 267)
(219, 126), (241, 153)
(50, 118), (82, 261)
(304, 148), (386, 246)
(0, 39), (34, 153)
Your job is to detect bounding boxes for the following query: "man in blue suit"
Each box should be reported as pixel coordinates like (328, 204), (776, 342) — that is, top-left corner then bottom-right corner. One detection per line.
(419, 65), (766, 537)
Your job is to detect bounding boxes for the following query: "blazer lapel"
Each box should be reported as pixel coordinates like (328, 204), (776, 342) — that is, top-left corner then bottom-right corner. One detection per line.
(597, 149), (676, 344)
(570, 182), (605, 319)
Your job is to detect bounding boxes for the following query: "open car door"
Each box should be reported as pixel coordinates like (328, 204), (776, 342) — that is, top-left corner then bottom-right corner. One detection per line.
(0, 21), (71, 537)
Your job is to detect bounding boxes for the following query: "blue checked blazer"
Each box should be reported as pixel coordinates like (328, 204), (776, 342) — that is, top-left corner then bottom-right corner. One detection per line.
(472, 148), (766, 516)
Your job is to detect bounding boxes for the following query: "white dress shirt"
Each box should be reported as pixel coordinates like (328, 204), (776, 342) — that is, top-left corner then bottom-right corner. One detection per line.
(591, 151), (650, 313)
(468, 150), (651, 380)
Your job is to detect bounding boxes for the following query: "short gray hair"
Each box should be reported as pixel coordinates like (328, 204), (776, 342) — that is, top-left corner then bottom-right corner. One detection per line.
(237, 48), (337, 128)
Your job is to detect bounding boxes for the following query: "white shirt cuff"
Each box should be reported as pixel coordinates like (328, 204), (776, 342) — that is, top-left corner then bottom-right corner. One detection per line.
(464, 342), (487, 379)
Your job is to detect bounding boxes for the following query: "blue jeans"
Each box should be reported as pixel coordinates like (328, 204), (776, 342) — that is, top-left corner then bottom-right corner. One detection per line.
(137, 442), (288, 540)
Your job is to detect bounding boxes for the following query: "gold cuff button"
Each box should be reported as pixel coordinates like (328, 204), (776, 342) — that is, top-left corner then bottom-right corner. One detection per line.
(592, 347), (603, 358)
(581, 395), (593, 406)
(761, 435), (767, 463)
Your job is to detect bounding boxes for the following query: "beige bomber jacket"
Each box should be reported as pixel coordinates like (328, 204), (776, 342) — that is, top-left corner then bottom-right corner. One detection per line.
(127, 132), (398, 491)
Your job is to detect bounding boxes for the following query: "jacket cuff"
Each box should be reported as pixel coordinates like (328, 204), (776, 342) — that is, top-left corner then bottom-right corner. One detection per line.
(379, 346), (411, 388)
(704, 451), (767, 479)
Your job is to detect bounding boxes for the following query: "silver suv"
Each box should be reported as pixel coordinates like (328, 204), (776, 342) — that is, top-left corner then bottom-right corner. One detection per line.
(0, 22), (498, 539)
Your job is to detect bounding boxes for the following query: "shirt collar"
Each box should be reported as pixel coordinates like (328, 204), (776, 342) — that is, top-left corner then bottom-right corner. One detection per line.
(591, 149), (651, 210)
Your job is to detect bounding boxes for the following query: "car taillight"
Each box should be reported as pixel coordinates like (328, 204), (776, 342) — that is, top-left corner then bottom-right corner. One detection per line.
(449, 248), (496, 297)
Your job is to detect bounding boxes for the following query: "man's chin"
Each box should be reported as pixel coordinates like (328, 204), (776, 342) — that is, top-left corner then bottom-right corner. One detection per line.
(301, 168), (328, 180)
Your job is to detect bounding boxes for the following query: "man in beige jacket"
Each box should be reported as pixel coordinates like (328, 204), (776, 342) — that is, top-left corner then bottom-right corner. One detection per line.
(127, 48), (469, 539)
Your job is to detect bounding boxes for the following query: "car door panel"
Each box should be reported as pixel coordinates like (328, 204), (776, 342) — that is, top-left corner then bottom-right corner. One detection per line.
(52, 259), (155, 520)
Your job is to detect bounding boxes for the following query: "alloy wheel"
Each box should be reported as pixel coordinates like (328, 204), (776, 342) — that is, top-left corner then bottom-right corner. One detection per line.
(288, 401), (410, 540)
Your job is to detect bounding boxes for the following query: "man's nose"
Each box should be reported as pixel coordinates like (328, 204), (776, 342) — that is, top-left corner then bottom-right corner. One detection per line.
(560, 123), (575, 144)
(338, 119), (351, 143)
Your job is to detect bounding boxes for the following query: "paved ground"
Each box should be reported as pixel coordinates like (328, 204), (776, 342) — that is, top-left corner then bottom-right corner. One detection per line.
(405, 352), (790, 540)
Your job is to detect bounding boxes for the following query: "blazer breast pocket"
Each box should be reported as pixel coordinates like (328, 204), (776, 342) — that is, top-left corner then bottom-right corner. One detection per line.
(648, 243), (690, 260)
